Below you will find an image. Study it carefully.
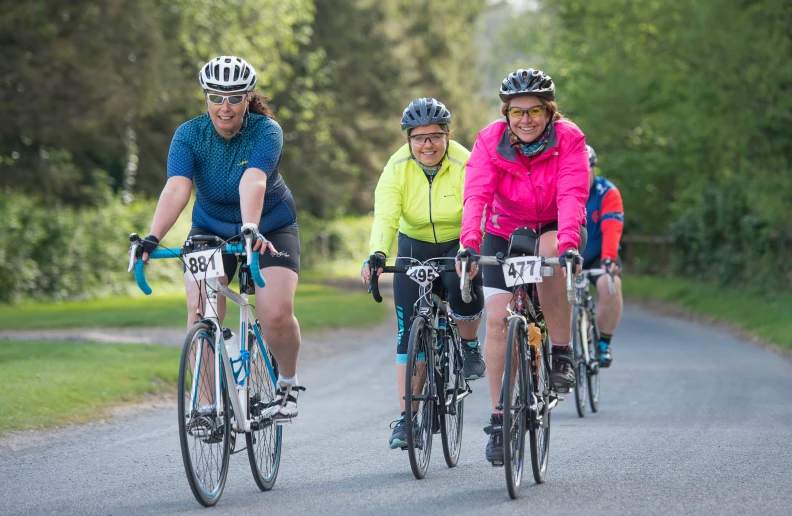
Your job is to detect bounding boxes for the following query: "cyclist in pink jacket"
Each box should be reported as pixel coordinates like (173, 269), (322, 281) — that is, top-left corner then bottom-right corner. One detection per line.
(455, 69), (589, 466)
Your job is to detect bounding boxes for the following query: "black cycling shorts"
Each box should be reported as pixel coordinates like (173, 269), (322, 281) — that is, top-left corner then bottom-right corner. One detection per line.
(481, 223), (587, 299)
(393, 233), (484, 357)
(185, 225), (301, 281)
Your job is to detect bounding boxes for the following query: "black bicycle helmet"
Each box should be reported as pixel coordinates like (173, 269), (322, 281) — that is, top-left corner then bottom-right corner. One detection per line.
(400, 98), (451, 131)
(499, 68), (556, 102)
(587, 144), (598, 168)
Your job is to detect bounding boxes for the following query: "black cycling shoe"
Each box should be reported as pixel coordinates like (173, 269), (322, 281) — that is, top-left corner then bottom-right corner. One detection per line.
(598, 341), (613, 368)
(551, 346), (577, 393)
(484, 413), (504, 466)
(462, 340), (486, 380)
(389, 416), (408, 449)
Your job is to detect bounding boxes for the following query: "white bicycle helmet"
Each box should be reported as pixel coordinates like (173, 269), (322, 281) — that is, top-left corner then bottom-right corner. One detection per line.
(199, 56), (257, 93)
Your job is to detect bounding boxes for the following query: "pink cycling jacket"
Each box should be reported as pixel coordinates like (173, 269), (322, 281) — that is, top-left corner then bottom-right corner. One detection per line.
(461, 119), (589, 254)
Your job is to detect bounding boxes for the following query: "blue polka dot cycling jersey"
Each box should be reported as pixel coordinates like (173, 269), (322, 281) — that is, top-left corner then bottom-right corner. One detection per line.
(167, 113), (297, 239)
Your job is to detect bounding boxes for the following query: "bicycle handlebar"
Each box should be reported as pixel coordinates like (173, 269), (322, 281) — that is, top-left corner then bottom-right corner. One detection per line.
(128, 233), (266, 296)
(368, 260), (457, 304)
(580, 267), (616, 295)
(458, 255), (577, 305)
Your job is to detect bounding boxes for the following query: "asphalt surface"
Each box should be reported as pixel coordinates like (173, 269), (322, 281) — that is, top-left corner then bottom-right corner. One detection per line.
(1, 305), (791, 515)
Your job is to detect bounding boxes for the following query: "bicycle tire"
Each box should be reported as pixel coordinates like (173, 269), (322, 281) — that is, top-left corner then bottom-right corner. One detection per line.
(572, 306), (588, 418)
(503, 317), (528, 499)
(178, 322), (231, 507)
(405, 316), (434, 479)
(529, 333), (551, 484)
(246, 324), (282, 491)
(440, 320), (464, 468)
(587, 307), (601, 413)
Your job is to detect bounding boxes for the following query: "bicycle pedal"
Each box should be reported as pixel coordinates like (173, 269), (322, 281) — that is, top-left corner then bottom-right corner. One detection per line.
(490, 460), (504, 467)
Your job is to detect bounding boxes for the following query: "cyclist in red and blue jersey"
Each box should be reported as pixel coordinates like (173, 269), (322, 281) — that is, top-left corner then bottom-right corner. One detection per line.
(582, 145), (624, 367)
(138, 56), (303, 418)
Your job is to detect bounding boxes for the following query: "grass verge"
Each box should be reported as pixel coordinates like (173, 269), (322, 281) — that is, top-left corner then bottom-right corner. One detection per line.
(623, 275), (792, 352)
(0, 283), (386, 330)
(0, 341), (180, 435)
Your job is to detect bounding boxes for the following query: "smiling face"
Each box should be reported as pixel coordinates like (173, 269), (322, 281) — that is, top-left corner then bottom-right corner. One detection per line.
(408, 124), (449, 167)
(205, 89), (249, 139)
(507, 96), (550, 142)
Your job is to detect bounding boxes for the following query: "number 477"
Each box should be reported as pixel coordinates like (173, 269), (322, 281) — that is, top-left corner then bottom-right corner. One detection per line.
(508, 259), (538, 278)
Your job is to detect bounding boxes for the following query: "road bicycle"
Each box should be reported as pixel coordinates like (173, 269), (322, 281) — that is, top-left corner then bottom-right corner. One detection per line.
(571, 267), (615, 417)
(369, 257), (472, 480)
(128, 228), (282, 506)
(458, 228), (576, 499)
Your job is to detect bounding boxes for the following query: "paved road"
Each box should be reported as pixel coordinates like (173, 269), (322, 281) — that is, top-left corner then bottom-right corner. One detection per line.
(2, 305), (791, 515)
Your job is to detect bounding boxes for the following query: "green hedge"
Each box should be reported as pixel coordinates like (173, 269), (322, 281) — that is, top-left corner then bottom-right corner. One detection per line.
(0, 194), (375, 303)
(669, 183), (791, 290)
(0, 194), (160, 302)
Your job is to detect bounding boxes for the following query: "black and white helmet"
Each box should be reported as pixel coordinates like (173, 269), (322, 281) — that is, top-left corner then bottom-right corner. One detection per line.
(400, 98), (452, 131)
(199, 56), (258, 93)
(499, 68), (555, 102)
(587, 145), (598, 167)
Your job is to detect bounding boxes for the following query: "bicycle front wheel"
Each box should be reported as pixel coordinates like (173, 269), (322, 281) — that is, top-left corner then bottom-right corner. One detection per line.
(178, 322), (231, 507)
(503, 317), (528, 499)
(440, 320), (464, 468)
(587, 308), (601, 413)
(529, 333), (551, 484)
(404, 316), (434, 479)
(246, 324), (282, 491)
(572, 306), (588, 418)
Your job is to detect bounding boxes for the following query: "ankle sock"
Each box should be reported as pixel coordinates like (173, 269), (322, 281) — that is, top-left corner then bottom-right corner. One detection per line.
(462, 338), (480, 348)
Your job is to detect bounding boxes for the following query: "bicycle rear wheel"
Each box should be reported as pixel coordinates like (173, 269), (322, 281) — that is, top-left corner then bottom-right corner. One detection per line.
(587, 308), (601, 413)
(529, 333), (551, 484)
(246, 324), (282, 491)
(503, 317), (528, 499)
(572, 306), (588, 418)
(178, 322), (231, 507)
(405, 316), (434, 479)
(440, 320), (464, 468)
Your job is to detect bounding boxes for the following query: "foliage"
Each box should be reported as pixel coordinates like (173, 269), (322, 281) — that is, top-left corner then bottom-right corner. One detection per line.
(0, 192), (378, 302)
(0, 192), (163, 302)
(499, 0), (792, 288)
(0, 0), (488, 218)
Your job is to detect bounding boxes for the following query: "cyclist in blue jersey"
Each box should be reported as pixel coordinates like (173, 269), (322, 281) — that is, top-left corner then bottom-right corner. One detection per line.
(137, 56), (303, 418)
(582, 145), (624, 367)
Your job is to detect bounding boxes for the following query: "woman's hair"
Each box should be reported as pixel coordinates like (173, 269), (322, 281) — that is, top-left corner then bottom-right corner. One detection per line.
(500, 97), (566, 122)
(248, 91), (275, 119)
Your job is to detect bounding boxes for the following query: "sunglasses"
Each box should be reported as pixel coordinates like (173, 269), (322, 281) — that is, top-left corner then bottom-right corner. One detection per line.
(408, 132), (447, 145)
(507, 105), (547, 119)
(206, 92), (247, 105)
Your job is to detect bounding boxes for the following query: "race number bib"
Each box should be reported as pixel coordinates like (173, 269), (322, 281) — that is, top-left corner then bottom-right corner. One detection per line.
(501, 256), (543, 287)
(407, 265), (440, 287)
(574, 273), (589, 289)
(184, 249), (225, 281)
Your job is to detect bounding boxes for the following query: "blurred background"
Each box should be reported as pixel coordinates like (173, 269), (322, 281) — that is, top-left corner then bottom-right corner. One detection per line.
(1, 0), (790, 303)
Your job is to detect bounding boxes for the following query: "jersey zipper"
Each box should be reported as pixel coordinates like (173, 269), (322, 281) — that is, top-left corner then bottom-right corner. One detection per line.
(427, 175), (438, 243)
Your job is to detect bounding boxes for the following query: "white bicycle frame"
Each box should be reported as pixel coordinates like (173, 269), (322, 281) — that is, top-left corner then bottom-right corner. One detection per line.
(188, 236), (278, 435)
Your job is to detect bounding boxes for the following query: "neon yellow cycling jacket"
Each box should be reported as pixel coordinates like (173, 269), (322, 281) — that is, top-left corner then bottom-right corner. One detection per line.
(369, 140), (470, 255)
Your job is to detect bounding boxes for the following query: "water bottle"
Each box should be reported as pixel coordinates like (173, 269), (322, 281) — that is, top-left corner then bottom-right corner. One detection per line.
(223, 328), (241, 383)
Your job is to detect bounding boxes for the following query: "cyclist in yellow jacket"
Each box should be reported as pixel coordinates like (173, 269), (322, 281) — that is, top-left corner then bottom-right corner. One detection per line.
(361, 98), (485, 449)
